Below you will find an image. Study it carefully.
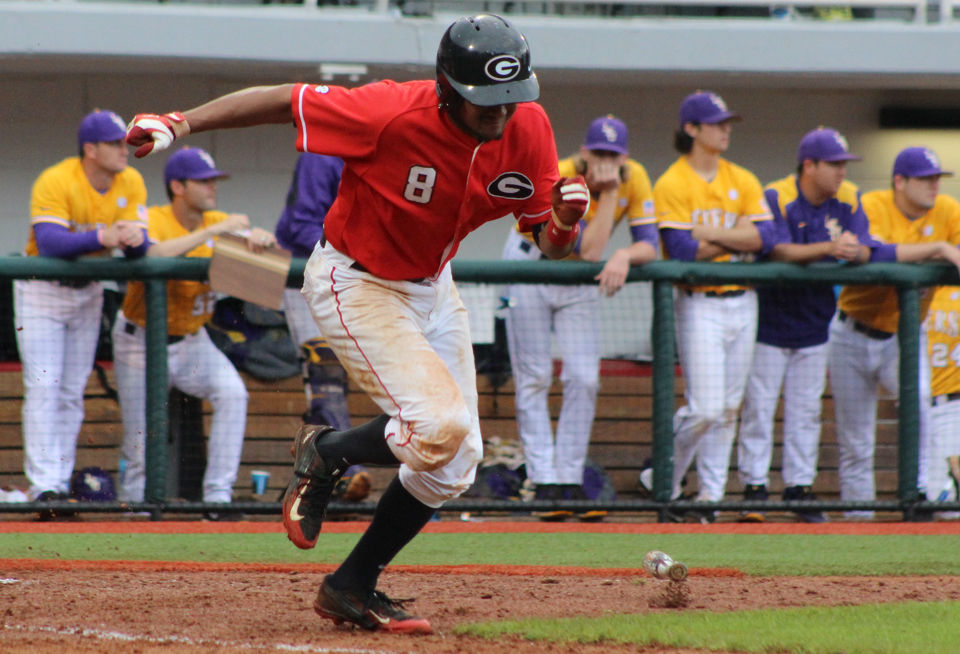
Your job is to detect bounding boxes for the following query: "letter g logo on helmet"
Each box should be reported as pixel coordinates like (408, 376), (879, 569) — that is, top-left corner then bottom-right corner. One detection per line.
(485, 55), (521, 82)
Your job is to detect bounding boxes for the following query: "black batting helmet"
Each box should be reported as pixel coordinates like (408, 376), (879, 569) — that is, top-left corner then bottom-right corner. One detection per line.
(436, 14), (539, 108)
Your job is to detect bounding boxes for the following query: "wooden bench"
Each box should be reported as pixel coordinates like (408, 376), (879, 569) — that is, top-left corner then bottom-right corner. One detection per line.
(0, 359), (902, 504)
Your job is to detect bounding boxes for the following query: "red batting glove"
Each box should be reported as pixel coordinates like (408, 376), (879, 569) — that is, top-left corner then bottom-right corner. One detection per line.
(551, 175), (590, 226)
(125, 112), (190, 158)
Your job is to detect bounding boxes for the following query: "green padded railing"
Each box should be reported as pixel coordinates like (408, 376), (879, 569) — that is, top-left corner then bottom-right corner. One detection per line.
(3, 256), (958, 516)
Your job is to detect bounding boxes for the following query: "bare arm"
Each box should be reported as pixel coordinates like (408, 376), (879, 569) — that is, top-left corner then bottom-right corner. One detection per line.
(181, 85), (295, 134)
(577, 190), (618, 261)
(147, 214), (251, 257)
(595, 241), (658, 296)
(770, 230), (865, 264)
(896, 241), (960, 271)
(691, 215), (762, 254)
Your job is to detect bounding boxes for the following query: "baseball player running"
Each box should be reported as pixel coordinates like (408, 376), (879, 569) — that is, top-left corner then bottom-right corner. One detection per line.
(16, 110), (149, 513)
(112, 146), (275, 513)
(503, 115), (657, 520)
(654, 91), (776, 523)
(831, 147), (960, 518)
(737, 128), (893, 523)
(126, 14), (588, 634)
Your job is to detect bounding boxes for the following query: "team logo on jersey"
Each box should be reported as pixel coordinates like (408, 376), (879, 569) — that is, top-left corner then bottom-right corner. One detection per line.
(485, 55), (521, 82)
(117, 197), (128, 209)
(313, 85), (330, 94)
(728, 189), (739, 201)
(487, 172), (534, 199)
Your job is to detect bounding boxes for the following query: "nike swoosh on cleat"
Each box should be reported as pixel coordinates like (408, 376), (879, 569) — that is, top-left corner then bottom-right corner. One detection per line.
(288, 485), (307, 522)
(367, 611), (390, 625)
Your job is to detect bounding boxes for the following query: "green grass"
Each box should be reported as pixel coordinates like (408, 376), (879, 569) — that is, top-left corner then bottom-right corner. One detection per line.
(3, 532), (960, 576)
(457, 601), (960, 654)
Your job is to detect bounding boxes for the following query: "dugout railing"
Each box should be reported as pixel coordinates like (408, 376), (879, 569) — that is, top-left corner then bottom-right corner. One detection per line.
(0, 255), (958, 521)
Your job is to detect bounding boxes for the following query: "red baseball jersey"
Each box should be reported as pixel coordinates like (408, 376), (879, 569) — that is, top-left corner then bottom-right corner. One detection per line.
(292, 80), (558, 280)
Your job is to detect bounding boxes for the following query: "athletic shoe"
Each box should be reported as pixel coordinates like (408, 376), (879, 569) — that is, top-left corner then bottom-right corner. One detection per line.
(314, 575), (433, 634)
(663, 494), (716, 524)
(533, 484), (572, 522)
(561, 484), (607, 522)
(782, 485), (828, 523)
(282, 424), (348, 549)
(35, 490), (76, 521)
(738, 484), (768, 523)
(637, 457), (654, 497)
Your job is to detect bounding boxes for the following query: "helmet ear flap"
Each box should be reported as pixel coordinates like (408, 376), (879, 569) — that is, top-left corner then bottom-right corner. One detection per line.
(435, 71), (462, 113)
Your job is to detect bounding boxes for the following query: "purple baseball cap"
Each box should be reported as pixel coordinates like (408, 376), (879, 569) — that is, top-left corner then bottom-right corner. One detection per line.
(893, 147), (954, 178)
(796, 128), (861, 163)
(77, 110), (127, 148)
(163, 147), (228, 187)
(583, 115), (628, 155)
(679, 91), (742, 126)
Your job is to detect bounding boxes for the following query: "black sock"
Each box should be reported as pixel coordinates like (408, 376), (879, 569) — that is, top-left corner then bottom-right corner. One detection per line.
(327, 475), (436, 593)
(313, 414), (398, 466)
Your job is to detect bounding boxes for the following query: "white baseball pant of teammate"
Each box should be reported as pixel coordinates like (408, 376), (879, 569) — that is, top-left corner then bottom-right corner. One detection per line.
(284, 288), (321, 351)
(14, 279), (104, 498)
(111, 311), (249, 503)
(501, 228), (599, 486)
(828, 314), (931, 517)
(930, 398), (960, 506)
(738, 341), (829, 488)
(673, 289), (758, 501)
(302, 241), (483, 507)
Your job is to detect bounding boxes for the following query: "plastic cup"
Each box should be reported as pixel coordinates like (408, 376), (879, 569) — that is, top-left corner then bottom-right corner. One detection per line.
(251, 470), (270, 496)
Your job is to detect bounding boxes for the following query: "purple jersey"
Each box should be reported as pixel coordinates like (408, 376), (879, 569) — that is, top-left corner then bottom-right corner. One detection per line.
(274, 153), (345, 258)
(757, 175), (895, 349)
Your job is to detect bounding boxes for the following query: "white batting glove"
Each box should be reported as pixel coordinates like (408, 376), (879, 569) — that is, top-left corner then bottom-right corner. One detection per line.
(551, 175), (591, 226)
(125, 112), (190, 158)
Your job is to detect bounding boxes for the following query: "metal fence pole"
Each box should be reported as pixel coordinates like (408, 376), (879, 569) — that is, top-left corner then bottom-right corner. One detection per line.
(651, 280), (676, 506)
(896, 287), (921, 505)
(144, 278), (170, 509)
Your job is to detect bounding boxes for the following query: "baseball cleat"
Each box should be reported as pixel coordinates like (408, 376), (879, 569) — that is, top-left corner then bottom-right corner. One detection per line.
(738, 483), (768, 523)
(783, 485), (828, 523)
(314, 575), (433, 634)
(282, 424), (348, 549)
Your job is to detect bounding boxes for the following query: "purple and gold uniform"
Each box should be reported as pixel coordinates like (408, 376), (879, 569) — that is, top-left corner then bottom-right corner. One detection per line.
(829, 151), (960, 512)
(26, 157), (147, 257)
(121, 205), (225, 336)
(15, 109), (148, 500)
(112, 148), (248, 506)
(656, 156), (774, 293)
(925, 287), (960, 504)
(503, 119), (658, 501)
(653, 141), (775, 505)
(758, 176), (894, 349)
(839, 190), (960, 334)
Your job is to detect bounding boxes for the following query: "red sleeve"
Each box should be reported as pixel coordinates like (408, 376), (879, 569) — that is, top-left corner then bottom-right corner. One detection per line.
(515, 103), (559, 232)
(291, 81), (409, 161)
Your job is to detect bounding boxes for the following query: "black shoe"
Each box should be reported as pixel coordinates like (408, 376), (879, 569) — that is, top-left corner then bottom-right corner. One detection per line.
(35, 491), (76, 521)
(663, 495), (716, 524)
(533, 484), (572, 522)
(560, 484), (607, 522)
(203, 510), (246, 522)
(314, 575), (433, 634)
(738, 484), (768, 523)
(782, 485), (828, 523)
(282, 425), (348, 549)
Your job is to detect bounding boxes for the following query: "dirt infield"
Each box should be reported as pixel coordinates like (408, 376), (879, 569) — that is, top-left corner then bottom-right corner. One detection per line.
(2, 520), (960, 653)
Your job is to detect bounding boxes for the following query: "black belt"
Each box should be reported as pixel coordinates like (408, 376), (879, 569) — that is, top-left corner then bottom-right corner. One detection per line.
(686, 289), (747, 298)
(124, 320), (185, 345)
(838, 310), (894, 341)
(350, 260), (428, 284)
(932, 392), (960, 407)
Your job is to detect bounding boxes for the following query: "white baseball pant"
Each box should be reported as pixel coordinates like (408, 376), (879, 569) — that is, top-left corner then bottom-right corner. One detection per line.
(14, 279), (104, 499)
(301, 242), (483, 509)
(828, 313), (931, 517)
(738, 341), (828, 488)
(673, 290), (758, 502)
(501, 229), (600, 485)
(930, 396), (960, 504)
(111, 312), (249, 503)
